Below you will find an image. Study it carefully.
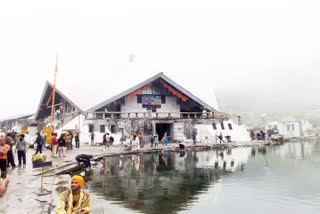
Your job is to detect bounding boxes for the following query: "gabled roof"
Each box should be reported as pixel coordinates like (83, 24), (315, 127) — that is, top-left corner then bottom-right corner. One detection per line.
(88, 72), (219, 113)
(35, 81), (83, 121)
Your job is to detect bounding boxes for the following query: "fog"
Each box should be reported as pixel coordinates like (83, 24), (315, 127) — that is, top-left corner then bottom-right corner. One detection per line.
(0, 0), (319, 121)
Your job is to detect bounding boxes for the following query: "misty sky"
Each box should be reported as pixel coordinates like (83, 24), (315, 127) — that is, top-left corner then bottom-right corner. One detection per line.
(0, 0), (319, 119)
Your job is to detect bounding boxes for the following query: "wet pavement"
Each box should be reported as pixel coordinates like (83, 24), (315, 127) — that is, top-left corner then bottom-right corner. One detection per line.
(0, 143), (123, 214)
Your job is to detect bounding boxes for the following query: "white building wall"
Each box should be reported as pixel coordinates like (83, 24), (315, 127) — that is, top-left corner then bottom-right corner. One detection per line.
(283, 121), (301, 138)
(59, 114), (86, 132)
(195, 119), (250, 143)
(267, 121), (302, 138)
(57, 114), (106, 145)
(266, 121), (285, 134)
(121, 96), (180, 118)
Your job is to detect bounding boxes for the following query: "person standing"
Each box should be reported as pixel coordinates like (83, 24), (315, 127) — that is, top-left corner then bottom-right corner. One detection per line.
(58, 134), (66, 157)
(0, 133), (10, 178)
(74, 132), (80, 148)
(138, 132), (144, 148)
(161, 132), (168, 146)
(65, 131), (72, 150)
(56, 175), (90, 214)
(69, 131), (74, 150)
(120, 132), (126, 145)
(89, 131), (95, 146)
(250, 130), (255, 141)
(5, 134), (16, 168)
(34, 133), (43, 155)
(154, 133), (159, 147)
(260, 130), (266, 141)
(218, 132), (225, 143)
(15, 134), (28, 166)
(51, 133), (58, 158)
(192, 130), (197, 145)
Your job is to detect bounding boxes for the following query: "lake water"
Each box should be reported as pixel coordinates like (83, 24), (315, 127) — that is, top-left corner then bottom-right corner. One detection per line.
(84, 139), (320, 214)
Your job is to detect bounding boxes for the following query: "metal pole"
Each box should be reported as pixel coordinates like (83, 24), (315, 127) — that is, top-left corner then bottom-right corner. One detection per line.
(50, 55), (58, 131)
(41, 167), (44, 193)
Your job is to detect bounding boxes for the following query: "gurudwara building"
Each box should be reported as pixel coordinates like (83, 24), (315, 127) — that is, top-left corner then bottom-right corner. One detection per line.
(84, 73), (250, 143)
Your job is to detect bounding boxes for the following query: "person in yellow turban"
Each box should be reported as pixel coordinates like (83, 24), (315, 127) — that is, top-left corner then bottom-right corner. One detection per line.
(56, 175), (90, 214)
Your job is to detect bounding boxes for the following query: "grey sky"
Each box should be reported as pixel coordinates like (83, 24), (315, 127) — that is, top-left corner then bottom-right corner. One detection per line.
(0, 0), (319, 119)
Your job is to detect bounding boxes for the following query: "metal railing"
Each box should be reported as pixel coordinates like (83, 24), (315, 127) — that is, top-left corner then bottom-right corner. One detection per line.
(86, 111), (214, 120)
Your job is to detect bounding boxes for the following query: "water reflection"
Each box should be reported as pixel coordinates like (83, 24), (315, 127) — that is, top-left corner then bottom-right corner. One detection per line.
(85, 147), (251, 214)
(84, 140), (320, 214)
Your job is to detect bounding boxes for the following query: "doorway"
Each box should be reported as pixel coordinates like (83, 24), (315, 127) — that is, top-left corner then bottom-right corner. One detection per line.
(156, 123), (172, 141)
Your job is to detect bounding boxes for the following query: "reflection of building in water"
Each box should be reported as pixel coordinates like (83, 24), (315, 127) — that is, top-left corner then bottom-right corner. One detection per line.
(87, 149), (252, 214)
(277, 142), (315, 160)
(174, 147), (251, 172)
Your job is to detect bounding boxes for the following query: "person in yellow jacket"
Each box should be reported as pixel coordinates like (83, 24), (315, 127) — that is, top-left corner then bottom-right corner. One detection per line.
(56, 175), (90, 214)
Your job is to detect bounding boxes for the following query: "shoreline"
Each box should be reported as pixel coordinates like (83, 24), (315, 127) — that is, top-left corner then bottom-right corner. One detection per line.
(42, 140), (284, 176)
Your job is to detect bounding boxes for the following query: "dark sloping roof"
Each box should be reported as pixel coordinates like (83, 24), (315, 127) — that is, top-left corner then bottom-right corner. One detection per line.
(88, 72), (218, 113)
(35, 81), (83, 121)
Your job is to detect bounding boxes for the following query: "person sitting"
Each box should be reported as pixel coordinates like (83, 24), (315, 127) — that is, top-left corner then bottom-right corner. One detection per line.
(56, 175), (90, 214)
(75, 154), (93, 171)
(179, 141), (186, 150)
(225, 135), (231, 142)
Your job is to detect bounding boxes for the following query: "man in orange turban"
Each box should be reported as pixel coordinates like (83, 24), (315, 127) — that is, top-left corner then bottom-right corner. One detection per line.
(56, 175), (90, 214)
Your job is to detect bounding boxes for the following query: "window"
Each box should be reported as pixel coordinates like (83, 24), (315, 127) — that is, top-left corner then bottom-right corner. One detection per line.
(137, 95), (142, 104)
(228, 123), (233, 130)
(212, 123), (217, 130)
(100, 125), (105, 133)
(161, 96), (166, 104)
(287, 124), (290, 131)
(292, 124), (295, 130)
(96, 113), (103, 119)
(111, 125), (116, 133)
(89, 124), (94, 133)
(221, 122), (225, 130)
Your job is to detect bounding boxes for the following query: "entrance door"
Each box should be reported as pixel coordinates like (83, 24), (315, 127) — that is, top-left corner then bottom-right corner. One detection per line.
(156, 123), (172, 141)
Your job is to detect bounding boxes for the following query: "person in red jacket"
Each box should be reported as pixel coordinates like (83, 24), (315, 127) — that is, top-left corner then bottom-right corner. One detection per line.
(51, 133), (58, 158)
(0, 133), (10, 178)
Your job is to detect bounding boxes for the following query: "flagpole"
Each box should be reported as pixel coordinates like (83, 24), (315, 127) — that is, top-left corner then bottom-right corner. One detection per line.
(50, 55), (58, 130)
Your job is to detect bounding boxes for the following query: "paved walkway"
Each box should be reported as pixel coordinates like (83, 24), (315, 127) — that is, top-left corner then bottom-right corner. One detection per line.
(0, 143), (126, 213)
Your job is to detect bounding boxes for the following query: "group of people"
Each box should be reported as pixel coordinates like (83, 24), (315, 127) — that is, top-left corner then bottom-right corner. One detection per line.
(51, 131), (81, 158)
(0, 130), (92, 212)
(129, 132), (145, 148)
(250, 130), (266, 141)
(89, 131), (115, 151)
(0, 132), (27, 198)
(0, 132), (29, 178)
